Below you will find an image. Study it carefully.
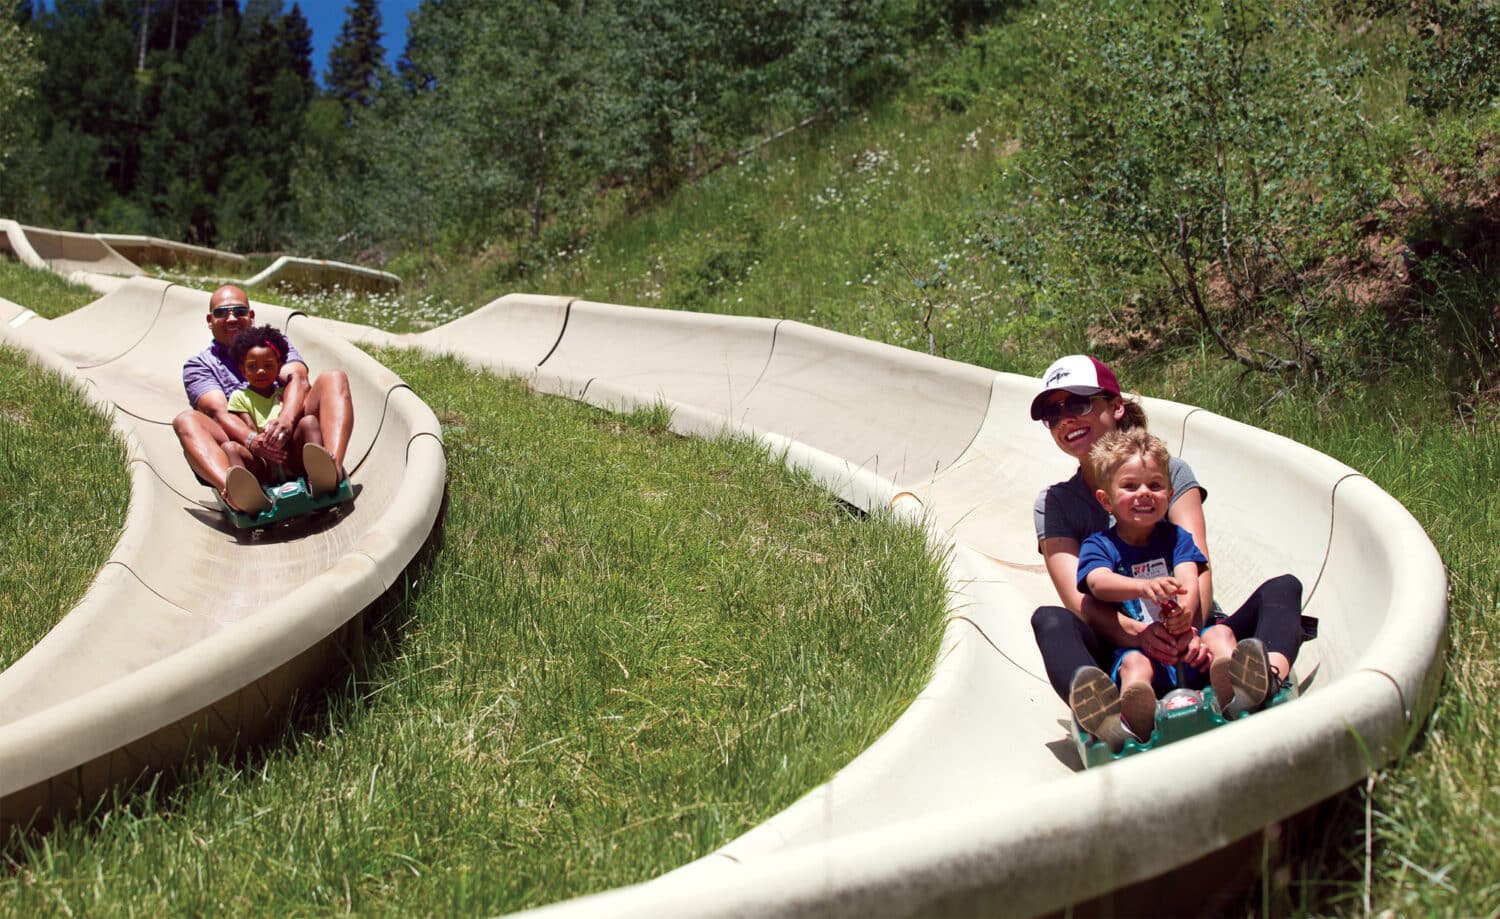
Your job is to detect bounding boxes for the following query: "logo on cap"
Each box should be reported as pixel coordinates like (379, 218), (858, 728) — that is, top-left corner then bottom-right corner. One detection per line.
(1045, 367), (1072, 386)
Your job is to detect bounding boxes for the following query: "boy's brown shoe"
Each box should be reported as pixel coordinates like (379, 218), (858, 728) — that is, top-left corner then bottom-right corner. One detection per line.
(1069, 666), (1130, 752)
(1210, 657), (1235, 711)
(1120, 683), (1157, 742)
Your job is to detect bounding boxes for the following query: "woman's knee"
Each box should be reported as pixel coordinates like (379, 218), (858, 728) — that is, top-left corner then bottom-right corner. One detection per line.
(1032, 605), (1080, 638)
(1264, 573), (1303, 602)
(1032, 605), (1063, 632)
(1202, 623), (1236, 651)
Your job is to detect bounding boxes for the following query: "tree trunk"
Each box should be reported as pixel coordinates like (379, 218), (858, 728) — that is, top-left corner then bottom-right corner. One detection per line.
(137, 0), (148, 71)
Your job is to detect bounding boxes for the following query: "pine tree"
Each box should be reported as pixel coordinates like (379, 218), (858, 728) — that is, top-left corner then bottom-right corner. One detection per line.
(325, 0), (382, 115)
(283, 2), (315, 100)
(34, 0), (141, 224)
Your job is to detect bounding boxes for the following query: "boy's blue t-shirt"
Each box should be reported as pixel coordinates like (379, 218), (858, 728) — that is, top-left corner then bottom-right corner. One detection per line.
(1077, 521), (1208, 623)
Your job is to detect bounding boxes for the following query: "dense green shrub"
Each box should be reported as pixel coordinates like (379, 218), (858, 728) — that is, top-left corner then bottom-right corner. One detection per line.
(0, 4), (41, 215)
(1404, 1), (1500, 115)
(986, 0), (1385, 376)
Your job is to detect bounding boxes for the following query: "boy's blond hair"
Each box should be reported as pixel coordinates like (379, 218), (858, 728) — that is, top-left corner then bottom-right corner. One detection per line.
(1089, 428), (1171, 489)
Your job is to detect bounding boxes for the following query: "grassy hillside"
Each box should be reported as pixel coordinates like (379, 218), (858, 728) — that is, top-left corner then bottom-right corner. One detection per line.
(4, 0), (1498, 913)
(0, 276), (948, 914)
(434, 3), (1493, 912)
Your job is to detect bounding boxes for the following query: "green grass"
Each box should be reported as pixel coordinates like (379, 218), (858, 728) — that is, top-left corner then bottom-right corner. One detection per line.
(479, 11), (1493, 911)
(0, 348), (948, 915)
(0, 255), (100, 318)
(0, 347), (129, 672)
(521, 91), (1032, 366)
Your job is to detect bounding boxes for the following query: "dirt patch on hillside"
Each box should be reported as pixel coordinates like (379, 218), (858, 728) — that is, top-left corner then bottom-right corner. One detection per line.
(1089, 137), (1500, 391)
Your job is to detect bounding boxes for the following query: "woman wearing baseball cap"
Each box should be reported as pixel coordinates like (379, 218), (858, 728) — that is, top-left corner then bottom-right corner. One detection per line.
(1028, 355), (1306, 749)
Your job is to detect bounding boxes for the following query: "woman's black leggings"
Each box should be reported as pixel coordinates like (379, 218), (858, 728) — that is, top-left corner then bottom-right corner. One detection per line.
(1032, 573), (1305, 700)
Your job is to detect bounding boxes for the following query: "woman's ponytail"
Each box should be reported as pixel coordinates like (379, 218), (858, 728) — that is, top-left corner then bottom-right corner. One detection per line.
(1118, 396), (1148, 432)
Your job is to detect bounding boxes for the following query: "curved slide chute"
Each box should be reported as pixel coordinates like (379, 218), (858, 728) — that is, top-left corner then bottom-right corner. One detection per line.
(303, 293), (1444, 916)
(0, 219), (142, 279)
(1, 268), (1444, 913)
(0, 277), (445, 833)
(1, 219), (397, 293)
(95, 234), (247, 272)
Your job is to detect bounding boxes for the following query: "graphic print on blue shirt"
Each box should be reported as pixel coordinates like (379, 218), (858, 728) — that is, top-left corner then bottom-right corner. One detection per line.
(1076, 522), (1208, 624)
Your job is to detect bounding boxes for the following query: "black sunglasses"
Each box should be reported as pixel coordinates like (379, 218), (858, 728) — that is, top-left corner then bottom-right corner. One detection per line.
(211, 305), (250, 318)
(1039, 393), (1099, 428)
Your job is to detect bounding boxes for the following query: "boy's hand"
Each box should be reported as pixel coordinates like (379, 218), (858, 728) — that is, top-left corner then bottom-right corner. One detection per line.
(1182, 634), (1212, 670)
(1138, 577), (1185, 607)
(1158, 594), (1192, 635)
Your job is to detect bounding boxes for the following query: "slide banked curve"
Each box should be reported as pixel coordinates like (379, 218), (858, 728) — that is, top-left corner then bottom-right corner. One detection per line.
(2, 219), (400, 293)
(337, 293), (1442, 917)
(0, 278), (445, 831)
(0, 277), (1445, 914)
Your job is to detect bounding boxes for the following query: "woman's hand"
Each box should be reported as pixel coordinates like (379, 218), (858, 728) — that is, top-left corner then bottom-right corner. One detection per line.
(1181, 634), (1212, 671)
(1136, 622), (1186, 666)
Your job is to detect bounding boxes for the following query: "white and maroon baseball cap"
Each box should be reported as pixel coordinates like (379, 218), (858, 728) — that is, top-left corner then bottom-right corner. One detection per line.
(1029, 355), (1122, 420)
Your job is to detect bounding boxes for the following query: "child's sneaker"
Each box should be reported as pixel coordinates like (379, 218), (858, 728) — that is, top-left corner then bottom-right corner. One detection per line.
(1069, 666), (1130, 752)
(1120, 683), (1157, 742)
(1228, 638), (1274, 716)
(225, 466), (271, 514)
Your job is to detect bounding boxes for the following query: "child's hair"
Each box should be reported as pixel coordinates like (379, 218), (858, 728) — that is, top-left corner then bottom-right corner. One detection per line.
(1089, 428), (1170, 489)
(229, 325), (290, 371)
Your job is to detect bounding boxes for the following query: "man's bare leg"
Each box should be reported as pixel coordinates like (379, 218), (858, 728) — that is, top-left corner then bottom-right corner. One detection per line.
(302, 370), (353, 472)
(173, 410), (233, 493)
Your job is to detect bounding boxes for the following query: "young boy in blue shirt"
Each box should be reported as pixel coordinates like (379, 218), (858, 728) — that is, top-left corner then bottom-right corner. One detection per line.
(1073, 428), (1271, 746)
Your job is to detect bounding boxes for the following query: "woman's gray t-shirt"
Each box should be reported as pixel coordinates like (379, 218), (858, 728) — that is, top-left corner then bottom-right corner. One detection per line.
(1033, 456), (1205, 550)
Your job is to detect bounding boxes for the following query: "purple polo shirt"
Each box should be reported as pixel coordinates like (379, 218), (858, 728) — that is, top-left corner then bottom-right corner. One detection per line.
(183, 340), (305, 408)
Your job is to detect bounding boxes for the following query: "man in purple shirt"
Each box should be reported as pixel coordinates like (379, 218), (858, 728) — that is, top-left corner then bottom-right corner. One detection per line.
(173, 284), (353, 512)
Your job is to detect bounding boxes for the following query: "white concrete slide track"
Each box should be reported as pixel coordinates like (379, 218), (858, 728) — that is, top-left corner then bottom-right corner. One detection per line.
(0, 218), (142, 279)
(0, 276), (445, 834)
(96, 234), (247, 272)
(2, 219), (397, 292)
(0, 264), (1445, 913)
(305, 293), (1444, 916)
